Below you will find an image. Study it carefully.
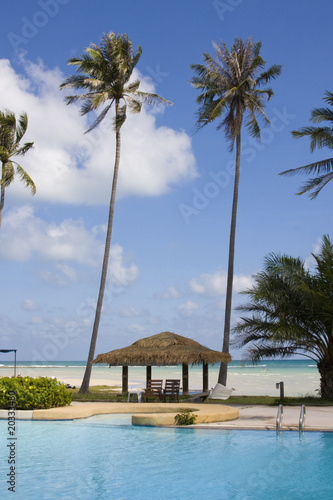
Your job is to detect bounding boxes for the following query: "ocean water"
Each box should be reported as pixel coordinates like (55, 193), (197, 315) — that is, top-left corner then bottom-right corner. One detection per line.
(0, 359), (320, 397)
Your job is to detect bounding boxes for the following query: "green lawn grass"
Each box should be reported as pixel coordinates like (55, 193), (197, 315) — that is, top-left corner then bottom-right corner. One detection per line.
(70, 386), (333, 406)
(71, 385), (124, 402)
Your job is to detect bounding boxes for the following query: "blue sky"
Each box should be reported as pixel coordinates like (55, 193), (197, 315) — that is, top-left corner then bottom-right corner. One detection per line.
(0, 0), (332, 362)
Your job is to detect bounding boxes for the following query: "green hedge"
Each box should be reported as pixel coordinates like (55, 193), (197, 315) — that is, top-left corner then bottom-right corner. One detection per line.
(0, 377), (72, 410)
(174, 408), (197, 425)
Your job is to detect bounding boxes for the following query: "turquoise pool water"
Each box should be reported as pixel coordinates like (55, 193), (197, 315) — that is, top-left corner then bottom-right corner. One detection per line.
(1, 415), (332, 499)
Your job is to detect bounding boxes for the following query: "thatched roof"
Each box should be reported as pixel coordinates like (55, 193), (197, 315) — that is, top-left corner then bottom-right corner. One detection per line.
(93, 331), (231, 366)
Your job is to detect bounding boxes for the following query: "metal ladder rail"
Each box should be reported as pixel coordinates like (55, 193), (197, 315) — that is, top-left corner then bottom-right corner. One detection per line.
(299, 404), (306, 432)
(276, 404), (283, 431)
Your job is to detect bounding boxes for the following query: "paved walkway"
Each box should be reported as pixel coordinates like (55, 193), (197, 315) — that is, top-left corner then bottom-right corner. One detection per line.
(0, 402), (239, 426)
(1, 402), (332, 431)
(19, 402), (240, 426)
(195, 405), (333, 431)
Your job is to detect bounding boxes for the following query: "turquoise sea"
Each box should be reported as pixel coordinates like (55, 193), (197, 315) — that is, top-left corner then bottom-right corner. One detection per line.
(0, 359), (320, 397)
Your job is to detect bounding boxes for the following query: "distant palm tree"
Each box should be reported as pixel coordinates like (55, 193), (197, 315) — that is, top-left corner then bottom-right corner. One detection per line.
(280, 91), (333, 199)
(190, 38), (281, 386)
(0, 110), (35, 229)
(60, 32), (171, 393)
(233, 235), (333, 399)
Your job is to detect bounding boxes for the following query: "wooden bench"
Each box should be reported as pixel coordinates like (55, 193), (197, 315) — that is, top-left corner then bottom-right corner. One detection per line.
(162, 379), (180, 402)
(141, 379), (163, 402)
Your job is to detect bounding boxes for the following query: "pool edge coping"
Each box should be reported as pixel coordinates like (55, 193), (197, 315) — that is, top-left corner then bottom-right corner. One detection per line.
(1, 403), (333, 431)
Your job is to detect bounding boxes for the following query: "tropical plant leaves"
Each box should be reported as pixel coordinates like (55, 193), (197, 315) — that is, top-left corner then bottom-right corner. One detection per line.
(60, 31), (172, 133)
(190, 37), (281, 149)
(233, 235), (333, 371)
(280, 90), (333, 198)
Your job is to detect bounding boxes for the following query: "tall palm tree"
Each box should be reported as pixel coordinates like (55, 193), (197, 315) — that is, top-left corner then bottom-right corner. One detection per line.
(190, 38), (281, 386)
(0, 110), (35, 229)
(233, 235), (333, 399)
(280, 91), (333, 199)
(60, 32), (171, 393)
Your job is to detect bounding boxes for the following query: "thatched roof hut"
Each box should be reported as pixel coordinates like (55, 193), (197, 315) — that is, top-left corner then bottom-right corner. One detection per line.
(94, 331), (231, 394)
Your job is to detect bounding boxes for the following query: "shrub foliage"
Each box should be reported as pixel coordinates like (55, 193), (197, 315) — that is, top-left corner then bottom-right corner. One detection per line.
(174, 408), (197, 425)
(0, 377), (72, 410)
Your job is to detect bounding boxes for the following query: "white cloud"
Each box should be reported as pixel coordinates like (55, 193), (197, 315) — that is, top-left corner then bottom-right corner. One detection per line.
(128, 324), (146, 333)
(156, 286), (182, 299)
(189, 269), (253, 297)
(0, 58), (198, 206)
(40, 264), (77, 287)
(29, 316), (43, 324)
(107, 244), (139, 287)
(21, 299), (41, 311)
(57, 264), (77, 282)
(0, 315), (21, 343)
(304, 237), (322, 270)
(0, 206), (139, 287)
(177, 300), (198, 317)
(0, 205), (102, 264)
(118, 306), (142, 318)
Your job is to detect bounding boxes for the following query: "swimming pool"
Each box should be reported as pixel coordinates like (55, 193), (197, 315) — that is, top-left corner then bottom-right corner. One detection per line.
(1, 415), (332, 499)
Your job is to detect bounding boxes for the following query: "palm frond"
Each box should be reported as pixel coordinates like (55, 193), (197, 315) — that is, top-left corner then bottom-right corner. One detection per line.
(280, 157), (333, 177)
(323, 91), (333, 106)
(113, 104), (127, 131)
(292, 126), (333, 152)
(85, 102), (113, 133)
(60, 74), (102, 92)
(127, 98), (141, 114)
(190, 37), (280, 144)
(126, 80), (140, 93)
(281, 90), (333, 198)
(233, 236), (333, 369)
(245, 114), (261, 139)
(0, 110), (16, 130)
(60, 31), (169, 134)
(134, 91), (172, 107)
(15, 112), (28, 144)
(14, 142), (34, 156)
(311, 107), (333, 124)
(82, 92), (110, 115)
(256, 64), (282, 85)
(0, 161), (15, 187)
(296, 172), (333, 199)
(16, 165), (36, 194)
(0, 109), (34, 198)
(0, 145), (9, 163)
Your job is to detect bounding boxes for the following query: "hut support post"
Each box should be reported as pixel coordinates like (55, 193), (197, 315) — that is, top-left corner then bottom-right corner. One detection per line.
(203, 363), (209, 392)
(122, 366), (128, 394)
(146, 366), (152, 387)
(182, 363), (189, 395)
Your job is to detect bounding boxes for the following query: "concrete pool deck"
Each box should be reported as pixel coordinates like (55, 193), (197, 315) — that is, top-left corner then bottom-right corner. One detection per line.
(1, 402), (332, 430)
(195, 404), (333, 431)
(31, 402), (239, 426)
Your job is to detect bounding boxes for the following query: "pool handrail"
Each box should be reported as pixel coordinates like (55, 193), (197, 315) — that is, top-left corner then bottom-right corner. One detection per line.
(276, 404), (283, 431)
(299, 404), (306, 432)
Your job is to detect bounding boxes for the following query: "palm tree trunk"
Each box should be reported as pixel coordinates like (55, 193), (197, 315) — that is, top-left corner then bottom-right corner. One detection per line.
(0, 165), (5, 229)
(79, 101), (121, 393)
(218, 133), (241, 386)
(318, 359), (333, 399)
